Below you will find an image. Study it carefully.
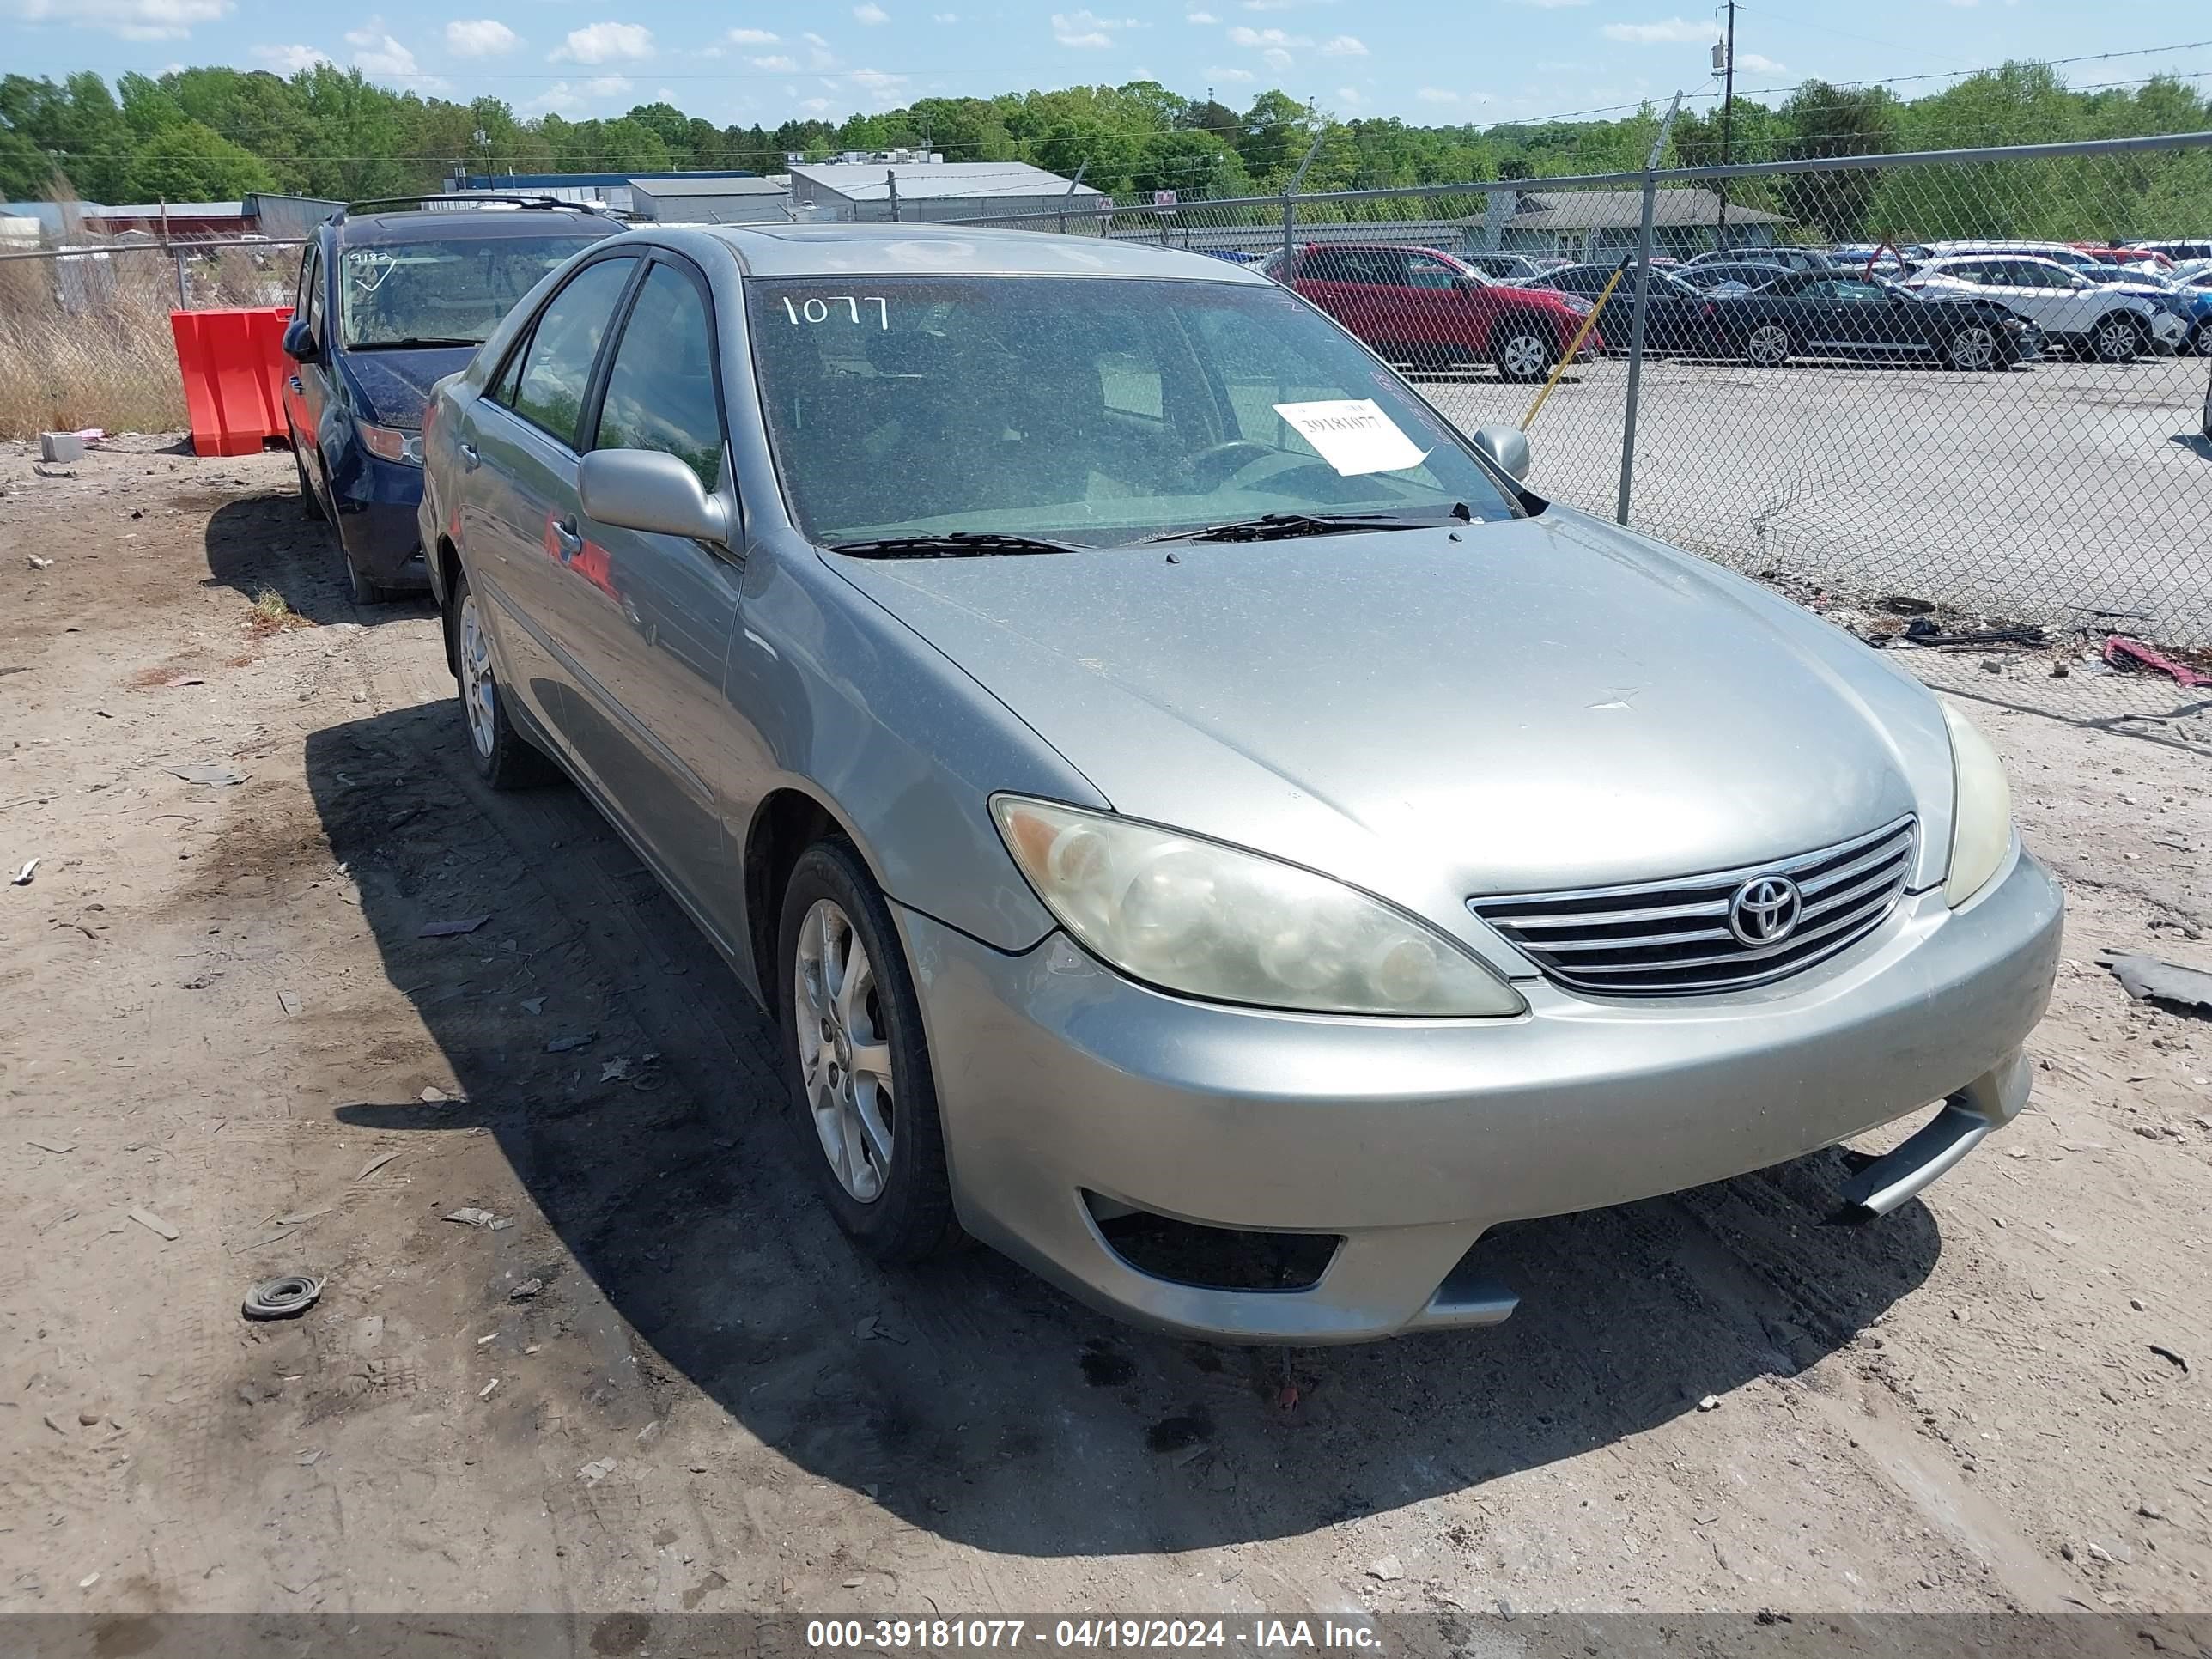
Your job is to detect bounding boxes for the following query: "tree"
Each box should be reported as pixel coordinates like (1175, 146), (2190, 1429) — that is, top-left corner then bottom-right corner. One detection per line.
(125, 119), (274, 202)
(1776, 81), (1902, 240)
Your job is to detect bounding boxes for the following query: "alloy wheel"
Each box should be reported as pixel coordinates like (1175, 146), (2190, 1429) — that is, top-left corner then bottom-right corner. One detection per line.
(459, 593), (496, 760)
(1498, 332), (1549, 380)
(793, 898), (896, 1203)
(1747, 324), (1790, 368)
(1948, 326), (1997, 370)
(2094, 319), (2140, 363)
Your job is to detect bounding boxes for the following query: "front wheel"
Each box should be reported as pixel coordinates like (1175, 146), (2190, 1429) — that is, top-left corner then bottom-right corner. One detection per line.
(1945, 324), (2000, 371)
(1492, 325), (1555, 384)
(450, 571), (557, 790)
(777, 840), (960, 1262)
(2190, 319), (2212, 358)
(2089, 313), (2142, 363)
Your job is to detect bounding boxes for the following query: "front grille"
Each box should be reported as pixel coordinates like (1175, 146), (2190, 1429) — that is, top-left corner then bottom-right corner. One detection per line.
(1469, 817), (1917, 996)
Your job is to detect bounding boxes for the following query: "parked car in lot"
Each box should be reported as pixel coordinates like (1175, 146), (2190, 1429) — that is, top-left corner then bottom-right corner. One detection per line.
(1521, 261), (1726, 356)
(1711, 268), (2043, 369)
(1460, 252), (1555, 283)
(2131, 239), (2212, 264)
(1671, 259), (1796, 295)
(282, 197), (620, 601)
(1262, 242), (1599, 381)
(416, 222), (2061, 1343)
(1903, 254), (2184, 362)
(2072, 242), (2172, 271)
(1681, 246), (1833, 275)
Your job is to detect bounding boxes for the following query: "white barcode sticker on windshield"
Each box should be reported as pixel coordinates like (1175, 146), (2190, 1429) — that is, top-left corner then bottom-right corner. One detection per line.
(1272, 398), (1428, 477)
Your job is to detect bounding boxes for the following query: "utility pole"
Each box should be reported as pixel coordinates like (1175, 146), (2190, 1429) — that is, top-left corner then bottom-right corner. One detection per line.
(1716, 0), (1737, 241)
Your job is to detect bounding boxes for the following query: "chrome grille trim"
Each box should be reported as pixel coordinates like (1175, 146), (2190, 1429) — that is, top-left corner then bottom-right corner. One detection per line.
(1469, 816), (1918, 996)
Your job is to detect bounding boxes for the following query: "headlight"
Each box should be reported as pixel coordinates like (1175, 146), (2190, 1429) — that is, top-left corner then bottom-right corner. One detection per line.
(1559, 295), (1594, 314)
(1942, 703), (2014, 906)
(991, 797), (1526, 1018)
(357, 422), (422, 466)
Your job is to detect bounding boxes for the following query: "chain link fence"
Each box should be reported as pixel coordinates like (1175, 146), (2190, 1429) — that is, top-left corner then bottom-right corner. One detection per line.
(947, 131), (2212, 652)
(0, 236), (305, 440)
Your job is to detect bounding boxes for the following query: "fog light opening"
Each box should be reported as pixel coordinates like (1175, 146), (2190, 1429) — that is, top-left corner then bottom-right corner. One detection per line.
(1084, 1193), (1340, 1292)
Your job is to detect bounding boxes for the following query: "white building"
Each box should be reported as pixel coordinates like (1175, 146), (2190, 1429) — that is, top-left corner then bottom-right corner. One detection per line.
(786, 159), (1106, 224)
(629, 175), (793, 224)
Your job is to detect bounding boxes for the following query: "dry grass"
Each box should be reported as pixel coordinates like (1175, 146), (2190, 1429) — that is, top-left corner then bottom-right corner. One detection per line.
(246, 587), (312, 635)
(0, 240), (298, 441)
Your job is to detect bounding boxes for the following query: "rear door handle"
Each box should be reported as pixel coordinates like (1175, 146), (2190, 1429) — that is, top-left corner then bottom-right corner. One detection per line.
(459, 442), (481, 471)
(287, 375), (302, 394)
(551, 517), (583, 561)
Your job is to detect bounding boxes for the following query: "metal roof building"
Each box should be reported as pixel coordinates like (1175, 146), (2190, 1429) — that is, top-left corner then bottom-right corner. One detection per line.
(629, 175), (792, 224)
(1495, 186), (1784, 260)
(787, 161), (1106, 224)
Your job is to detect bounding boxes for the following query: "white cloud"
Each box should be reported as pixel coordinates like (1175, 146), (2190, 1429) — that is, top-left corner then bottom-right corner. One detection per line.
(802, 30), (838, 68)
(1947, 0), (1978, 6)
(1261, 46), (1291, 68)
(1205, 64), (1255, 81)
(1736, 51), (1787, 71)
(1334, 85), (1361, 104)
(525, 71), (631, 112)
(1319, 33), (1364, 54)
(1601, 16), (1714, 42)
(252, 41), (331, 71)
(1415, 86), (1459, 102)
(444, 18), (517, 56)
(800, 96), (832, 112)
(11, 0), (230, 40)
(931, 9), (957, 18)
(726, 27), (779, 42)
(850, 65), (904, 88)
(750, 53), (798, 70)
(583, 73), (631, 95)
(1185, 7), (1218, 18)
(550, 21), (653, 63)
(345, 20), (419, 76)
(853, 1), (889, 21)
(1506, 0), (1589, 6)
(1227, 24), (1309, 46)
(1053, 9), (1142, 46)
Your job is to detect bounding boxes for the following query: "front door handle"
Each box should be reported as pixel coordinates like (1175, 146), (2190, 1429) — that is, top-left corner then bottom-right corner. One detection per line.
(459, 442), (481, 471)
(551, 516), (583, 561)
(287, 375), (303, 395)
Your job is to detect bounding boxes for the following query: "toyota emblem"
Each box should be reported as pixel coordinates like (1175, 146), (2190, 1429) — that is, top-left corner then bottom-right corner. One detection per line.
(1727, 876), (1802, 946)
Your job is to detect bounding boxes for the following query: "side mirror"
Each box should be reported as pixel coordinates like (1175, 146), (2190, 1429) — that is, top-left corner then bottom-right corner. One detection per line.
(578, 448), (730, 544)
(1472, 424), (1531, 483)
(281, 317), (321, 366)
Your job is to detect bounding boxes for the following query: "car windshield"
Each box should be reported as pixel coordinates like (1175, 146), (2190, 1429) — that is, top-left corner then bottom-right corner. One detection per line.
(746, 276), (1522, 548)
(338, 234), (607, 348)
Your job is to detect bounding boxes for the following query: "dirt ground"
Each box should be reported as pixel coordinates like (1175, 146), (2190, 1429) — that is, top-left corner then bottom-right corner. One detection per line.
(0, 434), (2208, 1625)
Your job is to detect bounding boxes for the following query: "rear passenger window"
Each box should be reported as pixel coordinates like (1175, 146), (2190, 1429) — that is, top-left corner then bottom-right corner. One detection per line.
(509, 257), (636, 447)
(594, 262), (724, 491)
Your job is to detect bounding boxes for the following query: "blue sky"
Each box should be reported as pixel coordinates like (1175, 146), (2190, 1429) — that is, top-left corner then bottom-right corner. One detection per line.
(4, 0), (2207, 130)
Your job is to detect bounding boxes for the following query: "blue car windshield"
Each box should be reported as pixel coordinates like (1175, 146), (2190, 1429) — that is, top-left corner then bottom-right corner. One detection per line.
(746, 276), (1522, 547)
(339, 234), (608, 348)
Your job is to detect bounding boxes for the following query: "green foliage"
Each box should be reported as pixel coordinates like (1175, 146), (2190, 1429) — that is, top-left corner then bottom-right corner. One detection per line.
(0, 58), (2203, 252)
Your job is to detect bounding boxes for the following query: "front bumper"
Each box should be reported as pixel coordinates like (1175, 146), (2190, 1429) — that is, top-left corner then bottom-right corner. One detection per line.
(328, 441), (430, 586)
(901, 847), (2062, 1344)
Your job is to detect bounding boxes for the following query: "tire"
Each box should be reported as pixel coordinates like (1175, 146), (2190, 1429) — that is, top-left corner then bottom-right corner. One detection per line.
(1744, 322), (1792, 368)
(346, 555), (396, 606)
(449, 569), (557, 790)
(1945, 324), (1999, 371)
(293, 442), (325, 521)
(1492, 323), (1555, 384)
(776, 839), (960, 1263)
(2088, 313), (2142, 363)
(2190, 319), (2212, 358)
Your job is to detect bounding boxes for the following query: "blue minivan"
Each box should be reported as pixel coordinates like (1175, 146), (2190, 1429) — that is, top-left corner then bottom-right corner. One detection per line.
(282, 198), (618, 602)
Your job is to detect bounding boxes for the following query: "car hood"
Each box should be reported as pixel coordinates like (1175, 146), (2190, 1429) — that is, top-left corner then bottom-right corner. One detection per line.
(834, 507), (1960, 931)
(340, 345), (477, 429)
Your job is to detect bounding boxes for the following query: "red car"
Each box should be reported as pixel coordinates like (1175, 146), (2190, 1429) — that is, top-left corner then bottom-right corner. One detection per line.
(1267, 242), (1601, 384)
(2071, 242), (2173, 270)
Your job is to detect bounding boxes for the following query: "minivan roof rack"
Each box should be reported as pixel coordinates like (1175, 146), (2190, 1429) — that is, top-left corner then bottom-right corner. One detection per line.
(333, 195), (619, 223)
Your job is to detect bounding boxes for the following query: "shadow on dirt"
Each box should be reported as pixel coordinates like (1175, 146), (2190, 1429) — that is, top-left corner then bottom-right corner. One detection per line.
(311, 703), (1940, 1558)
(202, 495), (434, 626)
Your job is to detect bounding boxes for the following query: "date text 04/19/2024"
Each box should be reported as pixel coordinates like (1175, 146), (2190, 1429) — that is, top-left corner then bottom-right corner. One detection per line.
(805, 1621), (1382, 1651)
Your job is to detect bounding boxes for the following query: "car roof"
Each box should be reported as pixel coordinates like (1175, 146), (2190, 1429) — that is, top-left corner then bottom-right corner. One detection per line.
(692, 221), (1275, 283)
(333, 207), (616, 246)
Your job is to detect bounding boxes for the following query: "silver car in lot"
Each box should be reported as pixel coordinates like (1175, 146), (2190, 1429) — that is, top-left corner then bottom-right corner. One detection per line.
(417, 223), (2063, 1344)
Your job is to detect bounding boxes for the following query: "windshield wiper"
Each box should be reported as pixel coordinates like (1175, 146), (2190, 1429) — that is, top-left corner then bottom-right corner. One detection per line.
(825, 532), (1085, 558)
(1139, 504), (1472, 544)
(349, 337), (483, 350)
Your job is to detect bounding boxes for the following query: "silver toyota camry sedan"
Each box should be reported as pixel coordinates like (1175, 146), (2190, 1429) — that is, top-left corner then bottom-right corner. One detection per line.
(418, 223), (2062, 1344)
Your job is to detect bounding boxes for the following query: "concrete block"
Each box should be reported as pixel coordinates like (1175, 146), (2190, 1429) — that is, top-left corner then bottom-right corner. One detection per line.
(39, 431), (85, 465)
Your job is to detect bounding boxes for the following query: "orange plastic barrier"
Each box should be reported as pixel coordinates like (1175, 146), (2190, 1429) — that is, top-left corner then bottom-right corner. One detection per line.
(168, 306), (295, 459)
